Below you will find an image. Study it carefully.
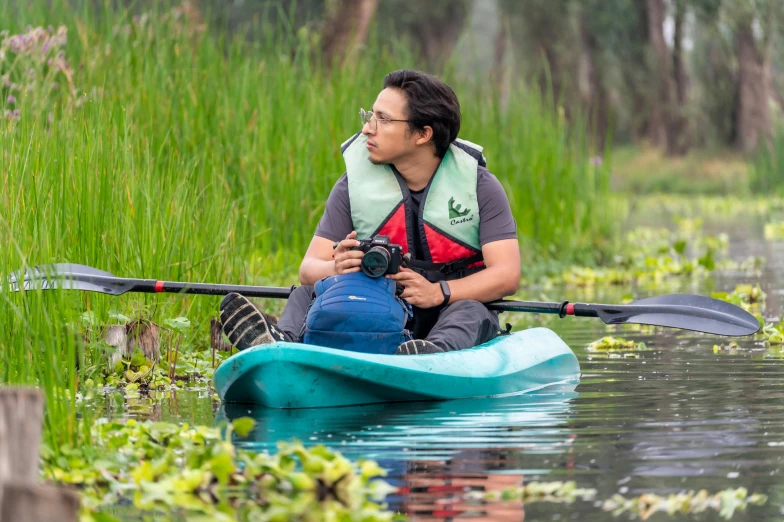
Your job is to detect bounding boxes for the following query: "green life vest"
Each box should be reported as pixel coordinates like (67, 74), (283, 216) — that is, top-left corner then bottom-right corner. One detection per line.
(341, 132), (486, 280)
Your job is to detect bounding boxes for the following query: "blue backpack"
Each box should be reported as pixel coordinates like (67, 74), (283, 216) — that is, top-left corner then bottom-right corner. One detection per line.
(303, 273), (413, 355)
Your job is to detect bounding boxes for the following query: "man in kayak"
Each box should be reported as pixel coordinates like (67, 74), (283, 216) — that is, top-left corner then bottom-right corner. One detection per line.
(221, 69), (520, 355)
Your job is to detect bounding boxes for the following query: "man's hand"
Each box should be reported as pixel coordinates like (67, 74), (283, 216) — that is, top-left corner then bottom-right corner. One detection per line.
(387, 268), (443, 308)
(333, 231), (363, 275)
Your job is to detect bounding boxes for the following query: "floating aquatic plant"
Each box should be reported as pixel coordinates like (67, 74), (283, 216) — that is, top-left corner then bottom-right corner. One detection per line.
(602, 487), (767, 520)
(713, 341), (741, 353)
(559, 223), (733, 287)
(711, 284), (766, 312)
(43, 418), (399, 521)
(759, 320), (784, 345)
(75, 310), (234, 391)
(469, 480), (596, 504)
(587, 336), (647, 352)
(764, 222), (784, 240)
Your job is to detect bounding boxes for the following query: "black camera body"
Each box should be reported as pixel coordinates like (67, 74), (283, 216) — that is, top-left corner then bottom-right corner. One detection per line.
(353, 235), (404, 277)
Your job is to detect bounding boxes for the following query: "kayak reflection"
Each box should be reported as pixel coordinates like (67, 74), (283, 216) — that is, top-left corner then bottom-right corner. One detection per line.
(216, 385), (577, 520)
(215, 384), (578, 458)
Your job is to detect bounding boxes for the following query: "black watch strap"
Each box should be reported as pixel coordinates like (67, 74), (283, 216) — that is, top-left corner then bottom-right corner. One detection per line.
(439, 280), (451, 306)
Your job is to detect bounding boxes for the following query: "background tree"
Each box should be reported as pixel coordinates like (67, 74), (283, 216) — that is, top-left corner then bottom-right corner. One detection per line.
(321, 0), (379, 67)
(375, 0), (472, 70)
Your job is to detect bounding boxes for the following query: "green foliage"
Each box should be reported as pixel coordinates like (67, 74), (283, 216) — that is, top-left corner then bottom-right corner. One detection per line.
(711, 283), (766, 312)
(602, 487), (767, 520)
(230, 417), (256, 438)
(612, 146), (751, 195)
(759, 320), (784, 345)
(474, 480), (596, 503)
(555, 220), (749, 287)
(751, 127), (784, 194)
(43, 419), (399, 521)
(586, 336), (647, 352)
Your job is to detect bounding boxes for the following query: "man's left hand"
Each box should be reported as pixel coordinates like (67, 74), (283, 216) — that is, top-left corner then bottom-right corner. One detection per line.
(387, 268), (443, 308)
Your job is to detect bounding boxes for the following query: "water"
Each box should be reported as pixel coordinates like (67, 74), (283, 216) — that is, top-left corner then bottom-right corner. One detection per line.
(95, 214), (784, 520)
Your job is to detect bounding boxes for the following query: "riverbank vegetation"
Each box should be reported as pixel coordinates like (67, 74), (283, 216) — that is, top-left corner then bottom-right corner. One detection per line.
(2, 0), (782, 520)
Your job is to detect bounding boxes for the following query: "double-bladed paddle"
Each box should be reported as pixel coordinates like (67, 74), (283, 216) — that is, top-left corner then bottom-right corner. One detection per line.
(7, 263), (760, 336)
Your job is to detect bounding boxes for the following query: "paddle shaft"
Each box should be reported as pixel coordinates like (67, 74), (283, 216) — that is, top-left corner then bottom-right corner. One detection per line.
(55, 273), (595, 316)
(10, 263), (760, 335)
(73, 276), (754, 329)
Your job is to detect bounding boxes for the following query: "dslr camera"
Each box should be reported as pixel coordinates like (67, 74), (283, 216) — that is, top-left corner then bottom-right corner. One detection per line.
(352, 235), (404, 278)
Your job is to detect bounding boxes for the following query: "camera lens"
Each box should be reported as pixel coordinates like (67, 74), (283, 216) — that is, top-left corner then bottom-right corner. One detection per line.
(361, 246), (390, 278)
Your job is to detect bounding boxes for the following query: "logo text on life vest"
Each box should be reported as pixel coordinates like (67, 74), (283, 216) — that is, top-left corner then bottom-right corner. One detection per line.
(448, 197), (471, 220)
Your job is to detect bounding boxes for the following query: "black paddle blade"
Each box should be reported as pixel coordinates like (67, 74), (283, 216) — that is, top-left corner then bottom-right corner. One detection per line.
(591, 293), (761, 336)
(8, 264), (132, 296)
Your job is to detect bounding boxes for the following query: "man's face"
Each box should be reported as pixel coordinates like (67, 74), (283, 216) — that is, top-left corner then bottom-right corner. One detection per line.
(362, 88), (415, 165)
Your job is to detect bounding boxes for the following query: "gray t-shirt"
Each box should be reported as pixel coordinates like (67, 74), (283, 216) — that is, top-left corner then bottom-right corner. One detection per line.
(314, 166), (518, 251)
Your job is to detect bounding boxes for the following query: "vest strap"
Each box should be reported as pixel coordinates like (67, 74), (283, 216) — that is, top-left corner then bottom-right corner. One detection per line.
(406, 252), (484, 275)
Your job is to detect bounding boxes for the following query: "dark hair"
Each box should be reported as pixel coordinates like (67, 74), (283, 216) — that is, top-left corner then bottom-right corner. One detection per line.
(383, 70), (461, 158)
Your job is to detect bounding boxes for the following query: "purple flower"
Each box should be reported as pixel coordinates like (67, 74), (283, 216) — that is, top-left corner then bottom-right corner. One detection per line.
(591, 156), (603, 166)
(7, 95), (15, 104)
(8, 36), (22, 53)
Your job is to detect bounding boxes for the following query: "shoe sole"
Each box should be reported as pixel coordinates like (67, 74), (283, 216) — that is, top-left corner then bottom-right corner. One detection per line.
(396, 339), (441, 355)
(220, 293), (275, 349)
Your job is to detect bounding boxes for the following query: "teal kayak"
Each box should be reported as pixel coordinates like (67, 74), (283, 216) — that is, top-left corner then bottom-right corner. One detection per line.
(213, 327), (580, 409)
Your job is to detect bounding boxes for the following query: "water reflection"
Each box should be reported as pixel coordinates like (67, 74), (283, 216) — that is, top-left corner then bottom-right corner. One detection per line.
(216, 385), (578, 457)
(216, 386), (577, 520)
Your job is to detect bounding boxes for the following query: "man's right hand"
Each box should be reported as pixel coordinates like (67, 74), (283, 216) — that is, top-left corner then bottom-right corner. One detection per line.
(334, 231), (363, 275)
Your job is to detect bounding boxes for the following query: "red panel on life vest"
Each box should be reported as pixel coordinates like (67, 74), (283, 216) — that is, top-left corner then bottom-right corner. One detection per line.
(377, 204), (409, 254)
(424, 224), (479, 263)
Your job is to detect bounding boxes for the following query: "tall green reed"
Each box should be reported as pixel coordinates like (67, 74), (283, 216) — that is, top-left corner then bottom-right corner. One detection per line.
(750, 124), (784, 195)
(1, 0), (614, 443)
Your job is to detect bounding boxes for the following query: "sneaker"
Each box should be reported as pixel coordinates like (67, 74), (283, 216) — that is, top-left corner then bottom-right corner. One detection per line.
(395, 339), (443, 355)
(219, 292), (284, 350)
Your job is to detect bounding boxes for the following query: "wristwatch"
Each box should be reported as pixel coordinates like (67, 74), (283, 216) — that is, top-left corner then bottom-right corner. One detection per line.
(438, 280), (451, 307)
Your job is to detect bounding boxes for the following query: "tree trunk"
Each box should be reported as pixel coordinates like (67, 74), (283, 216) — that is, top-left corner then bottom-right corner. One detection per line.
(623, 0), (652, 141)
(646, 0), (671, 148)
(578, 12), (609, 149)
(321, 0), (378, 67)
(646, 0), (689, 155)
(735, 19), (772, 152)
(667, 0), (690, 155)
(410, 2), (469, 68)
(492, 17), (510, 110)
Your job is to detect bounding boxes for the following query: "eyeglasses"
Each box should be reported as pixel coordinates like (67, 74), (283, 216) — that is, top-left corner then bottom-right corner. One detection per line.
(360, 108), (410, 132)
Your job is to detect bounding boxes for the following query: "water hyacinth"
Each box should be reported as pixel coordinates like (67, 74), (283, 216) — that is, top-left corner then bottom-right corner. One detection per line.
(557, 222), (733, 287)
(602, 488), (767, 520)
(586, 336), (647, 352)
(43, 418), (399, 521)
(711, 283), (766, 313)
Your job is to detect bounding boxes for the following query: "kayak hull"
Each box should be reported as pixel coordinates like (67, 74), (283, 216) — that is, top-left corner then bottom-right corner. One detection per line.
(213, 327), (579, 409)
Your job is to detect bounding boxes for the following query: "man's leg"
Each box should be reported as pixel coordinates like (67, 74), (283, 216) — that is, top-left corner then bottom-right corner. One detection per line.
(425, 300), (502, 352)
(275, 285), (316, 342)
